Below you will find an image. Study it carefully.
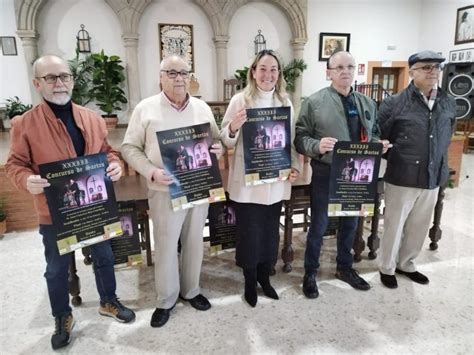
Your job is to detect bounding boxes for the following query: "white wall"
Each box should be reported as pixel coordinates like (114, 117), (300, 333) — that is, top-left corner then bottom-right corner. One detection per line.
(37, 0), (124, 59)
(419, 0), (474, 55)
(138, 0), (215, 100)
(228, 2), (293, 77)
(0, 0), (31, 106)
(2, 0), (474, 114)
(303, 0), (422, 96)
(37, 0), (127, 121)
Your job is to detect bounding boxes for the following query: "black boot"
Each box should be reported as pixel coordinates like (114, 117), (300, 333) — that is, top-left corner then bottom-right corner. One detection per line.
(302, 272), (319, 299)
(257, 263), (279, 300)
(243, 269), (258, 307)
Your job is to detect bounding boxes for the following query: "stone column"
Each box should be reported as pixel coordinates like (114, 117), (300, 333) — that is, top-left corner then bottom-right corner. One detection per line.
(122, 33), (141, 119)
(17, 30), (41, 104)
(291, 38), (306, 115)
(214, 35), (229, 101)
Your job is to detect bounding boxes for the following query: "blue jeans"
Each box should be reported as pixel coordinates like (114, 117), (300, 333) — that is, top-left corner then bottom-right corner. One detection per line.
(40, 224), (117, 317)
(304, 161), (359, 273)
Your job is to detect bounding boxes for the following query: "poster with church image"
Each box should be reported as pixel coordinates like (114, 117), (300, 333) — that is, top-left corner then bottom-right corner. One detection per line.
(39, 153), (122, 255)
(208, 195), (237, 254)
(242, 106), (291, 186)
(328, 142), (383, 217)
(156, 122), (225, 211)
(110, 201), (143, 267)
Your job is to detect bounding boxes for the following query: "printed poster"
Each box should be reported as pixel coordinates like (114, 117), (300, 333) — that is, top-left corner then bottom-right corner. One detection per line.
(208, 197), (236, 254)
(242, 106), (291, 186)
(156, 122), (225, 211)
(111, 201), (143, 267)
(39, 153), (122, 255)
(328, 142), (383, 217)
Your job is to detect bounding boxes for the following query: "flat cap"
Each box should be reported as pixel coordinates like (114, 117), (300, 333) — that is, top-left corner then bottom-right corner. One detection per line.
(408, 50), (445, 67)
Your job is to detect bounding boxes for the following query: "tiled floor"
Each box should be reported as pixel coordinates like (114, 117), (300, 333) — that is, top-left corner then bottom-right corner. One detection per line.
(0, 145), (473, 354)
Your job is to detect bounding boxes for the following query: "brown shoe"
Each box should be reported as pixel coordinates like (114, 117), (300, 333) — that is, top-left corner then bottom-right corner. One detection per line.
(99, 298), (136, 323)
(51, 313), (75, 350)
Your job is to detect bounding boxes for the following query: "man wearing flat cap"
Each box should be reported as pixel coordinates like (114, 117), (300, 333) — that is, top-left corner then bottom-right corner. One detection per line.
(377, 50), (456, 289)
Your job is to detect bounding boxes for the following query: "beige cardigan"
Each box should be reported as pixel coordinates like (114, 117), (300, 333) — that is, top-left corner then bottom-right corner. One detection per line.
(220, 89), (301, 205)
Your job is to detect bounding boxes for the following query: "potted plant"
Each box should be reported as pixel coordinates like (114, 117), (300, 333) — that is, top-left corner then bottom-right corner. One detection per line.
(282, 59), (307, 93)
(68, 50), (94, 106)
(90, 50), (128, 128)
(234, 66), (249, 90)
(5, 96), (32, 119)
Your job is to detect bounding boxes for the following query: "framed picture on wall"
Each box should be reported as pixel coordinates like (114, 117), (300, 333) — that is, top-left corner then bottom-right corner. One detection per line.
(0, 36), (18, 56)
(318, 32), (351, 61)
(158, 23), (194, 72)
(454, 5), (474, 45)
(449, 48), (474, 63)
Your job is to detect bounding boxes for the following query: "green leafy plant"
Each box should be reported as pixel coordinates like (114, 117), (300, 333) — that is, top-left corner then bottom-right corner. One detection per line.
(5, 96), (32, 119)
(283, 59), (307, 92)
(68, 50), (94, 106)
(234, 66), (249, 89)
(90, 50), (128, 116)
(233, 58), (307, 93)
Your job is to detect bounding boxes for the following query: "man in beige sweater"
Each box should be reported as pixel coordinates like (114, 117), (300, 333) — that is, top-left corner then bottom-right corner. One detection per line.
(121, 55), (222, 327)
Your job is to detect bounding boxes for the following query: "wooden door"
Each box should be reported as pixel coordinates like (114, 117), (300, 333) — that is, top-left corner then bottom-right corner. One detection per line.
(372, 68), (400, 95)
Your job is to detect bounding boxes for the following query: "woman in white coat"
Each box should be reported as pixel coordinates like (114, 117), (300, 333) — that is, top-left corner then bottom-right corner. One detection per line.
(220, 50), (301, 307)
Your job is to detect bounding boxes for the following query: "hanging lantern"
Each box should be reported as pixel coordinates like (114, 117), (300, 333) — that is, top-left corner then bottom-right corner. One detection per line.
(254, 29), (266, 55)
(76, 24), (91, 53)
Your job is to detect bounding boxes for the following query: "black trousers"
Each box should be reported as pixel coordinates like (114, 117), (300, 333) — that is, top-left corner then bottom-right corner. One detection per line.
(233, 200), (283, 269)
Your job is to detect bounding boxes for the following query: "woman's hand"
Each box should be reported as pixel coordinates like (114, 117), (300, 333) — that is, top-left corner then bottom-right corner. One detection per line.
(228, 108), (247, 135)
(210, 142), (224, 159)
(106, 161), (122, 181)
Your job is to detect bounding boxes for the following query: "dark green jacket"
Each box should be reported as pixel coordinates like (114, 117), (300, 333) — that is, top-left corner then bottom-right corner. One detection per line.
(294, 86), (379, 165)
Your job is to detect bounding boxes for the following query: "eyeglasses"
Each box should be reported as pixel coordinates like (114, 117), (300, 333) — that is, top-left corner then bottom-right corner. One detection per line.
(160, 70), (190, 79)
(327, 65), (356, 73)
(37, 73), (73, 84)
(411, 64), (443, 73)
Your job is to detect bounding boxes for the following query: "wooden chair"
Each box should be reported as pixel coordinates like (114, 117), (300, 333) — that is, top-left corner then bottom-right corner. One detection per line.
(223, 78), (241, 101)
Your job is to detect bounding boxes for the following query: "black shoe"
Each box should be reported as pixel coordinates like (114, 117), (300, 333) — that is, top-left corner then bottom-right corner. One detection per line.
(395, 269), (429, 284)
(243, 269), (258, 307)
(150, 305), (175, 328)
(257, 264), (279, 300)
(99, 298), (136, 323)
(180, 294), (211, 311)
(335, 268), (371, 291)
(51, 313), (75, 350)
(302, 273), (319, 299)
(379, 272), (398, 289)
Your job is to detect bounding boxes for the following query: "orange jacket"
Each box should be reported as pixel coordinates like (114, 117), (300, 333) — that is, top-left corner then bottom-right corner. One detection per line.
(5, 101), (120, 225)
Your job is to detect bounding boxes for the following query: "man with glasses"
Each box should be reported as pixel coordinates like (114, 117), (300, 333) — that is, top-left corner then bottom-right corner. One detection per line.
(5, 55), (135, 350)
(121, 55), (222, 327)
(295, 51), (389, 298)
(378, 51), (456, 289)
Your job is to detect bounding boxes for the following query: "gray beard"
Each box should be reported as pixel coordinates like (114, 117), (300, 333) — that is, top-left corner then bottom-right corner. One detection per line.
(49, 95), (71, 105)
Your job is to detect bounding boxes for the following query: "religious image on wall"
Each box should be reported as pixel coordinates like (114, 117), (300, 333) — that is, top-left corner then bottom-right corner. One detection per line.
(39, 153), (122, 255)
(158, 23), (194, 71)
(328, 142), (383, 217)
(110, 201), (143, 267)
(156, 122), (225, 211)
(208, 195), (236, 255)
(242, 106), (291, 186)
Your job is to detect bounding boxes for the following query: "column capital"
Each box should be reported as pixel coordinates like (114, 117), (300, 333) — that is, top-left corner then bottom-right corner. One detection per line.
(122, 33), (139, 48)
(16, 29), (38, 40)
(213, 35), (229, 48)
(291, 38), (307, 51)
